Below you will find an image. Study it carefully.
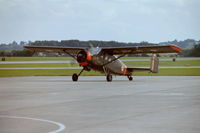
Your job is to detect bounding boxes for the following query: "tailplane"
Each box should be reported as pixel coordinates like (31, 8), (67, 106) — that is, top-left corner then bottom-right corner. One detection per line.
(126, 54), (159, 74)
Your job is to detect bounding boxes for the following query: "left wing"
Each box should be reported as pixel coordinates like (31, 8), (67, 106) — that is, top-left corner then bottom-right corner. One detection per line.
(101, 45), (182, 55)
(24, 46), (85, 58)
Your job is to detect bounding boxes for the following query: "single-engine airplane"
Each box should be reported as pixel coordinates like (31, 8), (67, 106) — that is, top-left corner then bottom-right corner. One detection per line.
(24, 44), (182, 82)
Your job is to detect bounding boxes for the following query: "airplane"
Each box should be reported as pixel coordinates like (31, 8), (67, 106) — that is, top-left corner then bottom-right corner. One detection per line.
(24, 44), (182, 82)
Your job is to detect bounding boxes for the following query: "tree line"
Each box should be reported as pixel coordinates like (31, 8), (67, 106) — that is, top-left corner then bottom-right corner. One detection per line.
(0, 40), (199, 57)
(0, 40), (155, 57)
(30, 40), (155, 47)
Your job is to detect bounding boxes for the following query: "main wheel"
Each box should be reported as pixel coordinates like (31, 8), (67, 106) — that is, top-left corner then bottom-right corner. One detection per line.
(106, 74), (112, 82)
(128, 76), (133, 81)
(72, 73), (78, 81)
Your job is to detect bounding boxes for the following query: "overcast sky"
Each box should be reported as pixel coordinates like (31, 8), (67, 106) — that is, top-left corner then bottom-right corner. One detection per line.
(0, 0), (199, 43)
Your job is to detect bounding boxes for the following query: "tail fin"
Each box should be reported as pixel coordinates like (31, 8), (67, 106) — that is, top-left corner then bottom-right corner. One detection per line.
(150, 54), (159, 73)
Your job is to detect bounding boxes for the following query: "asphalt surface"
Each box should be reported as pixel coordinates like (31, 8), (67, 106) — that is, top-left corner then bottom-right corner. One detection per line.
(0, 76), (200, 133)
(0, 58), (200, 64)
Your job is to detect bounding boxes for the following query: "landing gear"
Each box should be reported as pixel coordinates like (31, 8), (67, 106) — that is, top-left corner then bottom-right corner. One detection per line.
(72, 68), (85, 82)
(103, 66), (112, 82)
(127, 75), (133, 81)
(72, 73), (78, 81)
(106, 74), (112, 82)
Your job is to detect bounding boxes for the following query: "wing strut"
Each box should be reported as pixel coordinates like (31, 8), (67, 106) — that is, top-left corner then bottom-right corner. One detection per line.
(102, 54), (126, 67)
(63, 50), (77, 59)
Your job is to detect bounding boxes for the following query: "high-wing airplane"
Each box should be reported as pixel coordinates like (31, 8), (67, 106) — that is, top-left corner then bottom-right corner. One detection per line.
(24, 45), (182, 82)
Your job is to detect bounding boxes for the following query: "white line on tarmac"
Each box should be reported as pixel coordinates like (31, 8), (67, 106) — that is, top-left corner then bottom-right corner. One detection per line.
(0, 115), (66, 133)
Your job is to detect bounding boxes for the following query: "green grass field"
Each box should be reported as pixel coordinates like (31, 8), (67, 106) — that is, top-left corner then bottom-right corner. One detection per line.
(0, 60), (199, 68)
(0, 63), (79, 68)
(1, 57), (151, 61)
(1, 56), (199, 61)
(0, 57), (73, 61)
(0, 57), (200, 77)
(0, 69), (199, 77)
(125, 60), (200, 67)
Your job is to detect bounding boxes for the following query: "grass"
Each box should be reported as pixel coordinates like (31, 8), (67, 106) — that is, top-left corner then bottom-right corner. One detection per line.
(134, 68), (200, 76)
(0, 57), (73, 61)
(1, 56), (199, 61)
(0, 63), (79, 68)
(0, 69), (103, 77)
(122, 57), (200, 59)
(0, 60), (199, 68)
(0, 57), (199, 77)
(124, 60), (200, 67)
(0, 68), (199, 77)
(0, 57), (150, 61)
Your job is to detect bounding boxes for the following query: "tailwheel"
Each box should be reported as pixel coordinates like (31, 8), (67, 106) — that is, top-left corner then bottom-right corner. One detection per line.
(128, 75), (133, 81)
(106, 74), (112, 82)
(72, 73), (78, 81)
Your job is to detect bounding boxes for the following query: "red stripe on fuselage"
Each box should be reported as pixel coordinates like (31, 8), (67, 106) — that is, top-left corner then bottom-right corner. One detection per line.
(86, 51), (92, 61)
(79, 62), (89, 66)
(123, 66), (127, 75)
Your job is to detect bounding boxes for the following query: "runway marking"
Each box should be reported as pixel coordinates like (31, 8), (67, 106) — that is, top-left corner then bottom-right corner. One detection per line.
(0, 115), (66, 133)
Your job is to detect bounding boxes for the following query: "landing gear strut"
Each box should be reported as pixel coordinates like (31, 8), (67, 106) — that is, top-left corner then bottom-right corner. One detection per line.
(106, 74), (112, 82)
(72, 68), (84, 82)
(127, 75), (133, 81)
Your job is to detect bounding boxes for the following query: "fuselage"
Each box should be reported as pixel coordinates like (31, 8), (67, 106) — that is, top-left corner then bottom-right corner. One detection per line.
(77, 50), (129, 76)
(92, 54), (128, 75)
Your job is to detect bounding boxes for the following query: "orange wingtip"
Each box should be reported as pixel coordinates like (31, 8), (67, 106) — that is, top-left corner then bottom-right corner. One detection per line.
(170, 45), (183, 53)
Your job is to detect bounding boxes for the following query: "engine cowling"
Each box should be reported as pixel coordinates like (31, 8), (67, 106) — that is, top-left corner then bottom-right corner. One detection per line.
(77, 50), (92, 66)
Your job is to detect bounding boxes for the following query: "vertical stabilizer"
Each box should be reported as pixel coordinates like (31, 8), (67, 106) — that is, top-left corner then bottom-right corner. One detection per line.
(150, 54), (159, 73)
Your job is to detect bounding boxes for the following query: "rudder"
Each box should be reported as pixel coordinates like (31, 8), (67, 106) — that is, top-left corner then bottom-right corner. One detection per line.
(150, 54), (159, 73)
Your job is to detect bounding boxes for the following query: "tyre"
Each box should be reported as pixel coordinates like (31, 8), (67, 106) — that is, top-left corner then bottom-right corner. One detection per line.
(72, 73), (78, 81)
(128, 76), (133, 81)
(106, 74), (112, 82)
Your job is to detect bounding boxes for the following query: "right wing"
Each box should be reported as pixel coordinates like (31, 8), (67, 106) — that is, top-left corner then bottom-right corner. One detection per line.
(24, 46), (85, 58)
(101, 45), (182, 55)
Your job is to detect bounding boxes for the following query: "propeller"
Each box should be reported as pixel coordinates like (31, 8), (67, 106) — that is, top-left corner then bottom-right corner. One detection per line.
(88, 42), (102, 55)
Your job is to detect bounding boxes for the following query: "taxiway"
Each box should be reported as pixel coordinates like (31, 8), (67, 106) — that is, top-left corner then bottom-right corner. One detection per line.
(0, 76), (200, 133)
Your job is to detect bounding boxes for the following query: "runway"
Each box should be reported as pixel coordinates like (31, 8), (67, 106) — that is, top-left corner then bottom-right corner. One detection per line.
(0, 76), (200, 133)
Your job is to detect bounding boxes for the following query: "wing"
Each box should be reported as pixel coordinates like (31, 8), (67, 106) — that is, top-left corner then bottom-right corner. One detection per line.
(101, 45), (182, 55)
(24, 46), (85, 58)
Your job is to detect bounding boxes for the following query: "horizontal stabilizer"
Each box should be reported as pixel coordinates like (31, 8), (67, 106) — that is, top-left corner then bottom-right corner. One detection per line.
(127, 55), (159, 73)
(127, 67), (150, 72)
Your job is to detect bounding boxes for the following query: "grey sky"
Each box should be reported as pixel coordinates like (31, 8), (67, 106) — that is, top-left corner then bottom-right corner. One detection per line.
(0, 0), (199, 43)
